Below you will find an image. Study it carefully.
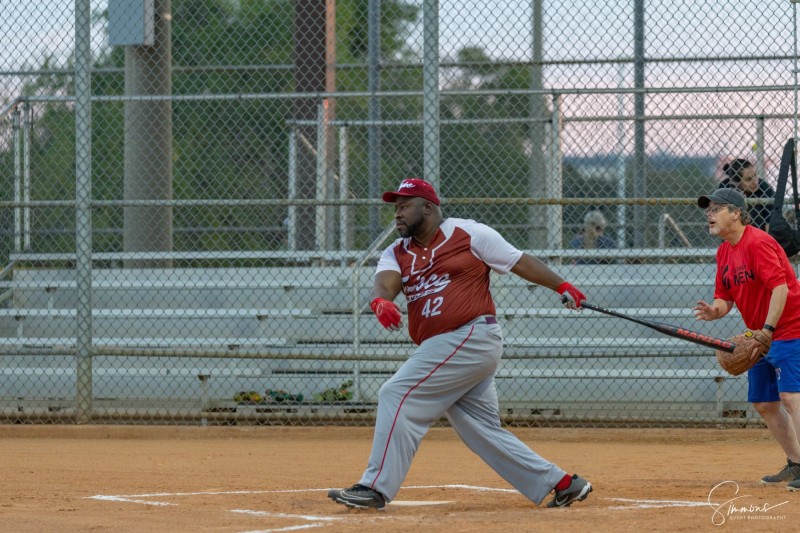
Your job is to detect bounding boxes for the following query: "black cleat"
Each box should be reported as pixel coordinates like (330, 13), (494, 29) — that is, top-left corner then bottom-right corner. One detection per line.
(546, 474), (592, 508)
(328, 484), (386, 510)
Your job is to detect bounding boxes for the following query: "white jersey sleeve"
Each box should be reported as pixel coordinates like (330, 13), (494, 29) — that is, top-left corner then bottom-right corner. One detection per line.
(375, 240), (402, 274)
(444, 218), (523, 274)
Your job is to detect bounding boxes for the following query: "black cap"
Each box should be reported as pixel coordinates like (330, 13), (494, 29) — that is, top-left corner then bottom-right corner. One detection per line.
(697, 188), (746, 210)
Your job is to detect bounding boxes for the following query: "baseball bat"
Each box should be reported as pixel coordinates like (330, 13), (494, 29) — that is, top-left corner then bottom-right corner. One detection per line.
(580, 302), (735, 353)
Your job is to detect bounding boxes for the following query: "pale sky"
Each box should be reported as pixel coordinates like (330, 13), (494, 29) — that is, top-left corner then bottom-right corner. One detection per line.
(3, 1), (795, 70)
(2, 0), (799, 161)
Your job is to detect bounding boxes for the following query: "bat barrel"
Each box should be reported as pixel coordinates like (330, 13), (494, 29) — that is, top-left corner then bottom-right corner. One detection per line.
(581, 302), (735, 353)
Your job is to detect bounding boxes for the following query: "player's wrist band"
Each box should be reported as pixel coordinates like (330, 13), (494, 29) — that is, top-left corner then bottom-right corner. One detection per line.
(762, 324), (776, 333)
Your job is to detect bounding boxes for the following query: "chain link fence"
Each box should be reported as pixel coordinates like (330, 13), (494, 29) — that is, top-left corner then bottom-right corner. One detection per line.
(0, 0), (798, 426)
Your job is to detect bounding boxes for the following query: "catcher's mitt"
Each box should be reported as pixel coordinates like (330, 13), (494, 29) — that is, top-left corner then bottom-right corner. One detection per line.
(715, 330), (772, 376)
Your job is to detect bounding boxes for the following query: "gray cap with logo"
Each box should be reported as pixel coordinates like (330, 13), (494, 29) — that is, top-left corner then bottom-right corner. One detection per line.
(697, 188), (746, 211)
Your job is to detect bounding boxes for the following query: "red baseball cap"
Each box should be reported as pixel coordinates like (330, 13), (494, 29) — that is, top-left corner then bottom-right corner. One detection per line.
(382, 178), (441, 206)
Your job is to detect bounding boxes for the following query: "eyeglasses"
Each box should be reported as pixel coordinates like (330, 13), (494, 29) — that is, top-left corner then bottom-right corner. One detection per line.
(704, 204), (728, 215)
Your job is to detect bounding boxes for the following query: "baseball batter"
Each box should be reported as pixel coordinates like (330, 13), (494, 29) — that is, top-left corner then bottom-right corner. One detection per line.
(328, 178), (593, 510)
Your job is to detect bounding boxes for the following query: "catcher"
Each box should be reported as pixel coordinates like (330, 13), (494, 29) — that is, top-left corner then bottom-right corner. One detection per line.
(693, 188), (800, 491)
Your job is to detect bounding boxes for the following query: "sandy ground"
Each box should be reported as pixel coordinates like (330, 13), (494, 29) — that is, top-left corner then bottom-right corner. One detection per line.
(1, 425), (798, 532)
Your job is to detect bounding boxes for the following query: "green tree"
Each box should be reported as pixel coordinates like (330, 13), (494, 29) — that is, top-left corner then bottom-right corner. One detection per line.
(434, 48), (539, 246)
(1, 0), (421, 258)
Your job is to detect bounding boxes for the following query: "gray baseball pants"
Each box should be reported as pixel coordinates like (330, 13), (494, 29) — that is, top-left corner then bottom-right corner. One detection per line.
(357, 315), (566, 504)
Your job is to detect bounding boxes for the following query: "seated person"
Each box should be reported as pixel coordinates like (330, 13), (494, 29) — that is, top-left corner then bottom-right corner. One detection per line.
(569, 210), (616, 264)
(718, 158), (774, 230)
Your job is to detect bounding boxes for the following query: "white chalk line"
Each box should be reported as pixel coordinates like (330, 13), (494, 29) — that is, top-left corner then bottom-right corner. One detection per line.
(86, 484), (510, 532)
(229, 496), (712, 533)
(86, 484), (515, 507)
(608, 497), (709, 510)
(95, 485), (713, 532)
(231, 510), (343, 521)
(240, 527), (327, 533)
(88, 487), (707, 512)
(89, 488), (326, 499)
(88, 494), (176, 506)
(389, 500), (454, 506)
(238, 524), (329, 533)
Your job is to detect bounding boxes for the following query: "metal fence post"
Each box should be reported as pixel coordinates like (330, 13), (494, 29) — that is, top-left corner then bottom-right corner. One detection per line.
(528, 0), (547, 249)
(316, 98), (329, 251)
(616, 62), (628, 249)
(74, 0), (94, 424)
(422, 0), (440, 189)
(288, 127), (297, 251)
(22, 102), (31, 250)
(632, 0), (647, 248)
(339, 125), (351, 254)
(367, 0), (382, 241)
(12, 105), (21, 252)
(546, 94), (563, 251)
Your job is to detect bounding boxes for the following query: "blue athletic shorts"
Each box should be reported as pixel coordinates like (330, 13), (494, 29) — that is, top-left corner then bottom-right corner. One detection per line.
(747, 338), (800, 403)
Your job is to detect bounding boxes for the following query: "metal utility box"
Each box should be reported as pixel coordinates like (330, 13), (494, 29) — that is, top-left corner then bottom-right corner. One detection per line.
(108, 0), (155, 46)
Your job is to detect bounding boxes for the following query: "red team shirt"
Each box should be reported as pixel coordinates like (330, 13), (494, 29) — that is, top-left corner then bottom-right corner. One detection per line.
(377, 218), (523, 345)
(714, 225), (800, 341)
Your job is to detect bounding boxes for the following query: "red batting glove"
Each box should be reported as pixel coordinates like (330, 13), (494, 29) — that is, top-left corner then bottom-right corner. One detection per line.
(557, 282), (586, 309)
(370, 297), (403, 331)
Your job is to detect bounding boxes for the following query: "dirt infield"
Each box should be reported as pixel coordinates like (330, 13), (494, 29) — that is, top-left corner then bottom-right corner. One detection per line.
(1, 425), (798, 532)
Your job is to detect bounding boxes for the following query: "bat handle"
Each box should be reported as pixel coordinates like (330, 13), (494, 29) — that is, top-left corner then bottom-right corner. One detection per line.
(560, 295), (583, 308)
(580, 302), (603, 313)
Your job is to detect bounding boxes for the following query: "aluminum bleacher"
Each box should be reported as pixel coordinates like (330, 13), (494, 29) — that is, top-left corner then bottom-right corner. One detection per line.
(0, 249), (771, 424)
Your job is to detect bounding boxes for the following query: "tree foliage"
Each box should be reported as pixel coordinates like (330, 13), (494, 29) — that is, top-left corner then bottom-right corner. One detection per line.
(2, 0), (420, 256)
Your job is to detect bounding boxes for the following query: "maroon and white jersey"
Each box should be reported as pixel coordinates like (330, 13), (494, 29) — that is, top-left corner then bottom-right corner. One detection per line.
(376, 218), (523, 344)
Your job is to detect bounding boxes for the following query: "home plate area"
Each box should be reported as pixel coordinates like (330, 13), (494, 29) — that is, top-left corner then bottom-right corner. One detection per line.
(87, 484), (709, 532)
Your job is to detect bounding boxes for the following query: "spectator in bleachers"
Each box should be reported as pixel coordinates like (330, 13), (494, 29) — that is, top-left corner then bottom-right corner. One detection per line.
(569, 210), (616, 264)
(719, 158), (774, 231)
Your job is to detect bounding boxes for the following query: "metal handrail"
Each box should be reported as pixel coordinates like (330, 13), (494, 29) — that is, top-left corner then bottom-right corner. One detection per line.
(7, 247), (717, 263)
(658, 213), (693, 248)
(0, 260), (18, 280)
(350, 221), (399, 400)
(16, 84), (800, 102)
(0, 259), (19, 305)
